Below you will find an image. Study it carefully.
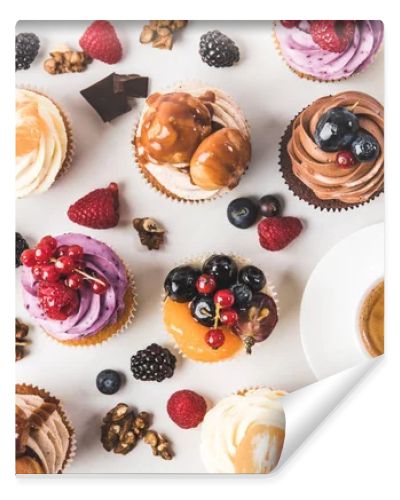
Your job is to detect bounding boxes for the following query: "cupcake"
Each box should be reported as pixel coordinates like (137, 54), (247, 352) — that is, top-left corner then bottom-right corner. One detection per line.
(163, 254), (278, 362)
(274, 20), (384, 82)
(200, 388), (286, 474)
(15, 384), (76, 474)
(133, 83), (251, 202)
(16, 88), (74, 198)
(280, 91), (384, 210)
(20, 233), (136, 346)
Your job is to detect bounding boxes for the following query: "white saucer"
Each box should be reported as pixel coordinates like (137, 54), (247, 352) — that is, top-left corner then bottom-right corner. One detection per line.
(300, 223), (384, 380)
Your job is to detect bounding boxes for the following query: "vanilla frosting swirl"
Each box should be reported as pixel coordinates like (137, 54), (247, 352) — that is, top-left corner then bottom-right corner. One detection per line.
(287, 91), (384, 204)
(201, 388), (286, 474)
(16, 89), (68, 198)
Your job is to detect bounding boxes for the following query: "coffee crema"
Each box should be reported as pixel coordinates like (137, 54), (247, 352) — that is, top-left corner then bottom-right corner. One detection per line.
(359, 280), (384, 357)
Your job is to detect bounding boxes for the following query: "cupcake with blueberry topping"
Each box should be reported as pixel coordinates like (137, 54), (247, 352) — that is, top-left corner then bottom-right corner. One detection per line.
(19, 233), (136, 346)
(133, 83), (251, 202)
(274, 20), (384, 82)
(163, 254), (278, 362)
(279, 91), (384, 210)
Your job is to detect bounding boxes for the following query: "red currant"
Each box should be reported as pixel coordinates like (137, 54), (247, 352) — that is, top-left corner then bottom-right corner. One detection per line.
(336, 150), (357, 168)
(40, 264), (61, 283)
(20, 249), (36, 267)
(74, 260), (86, 272)
(214, 289), (235, 309)
(220, 308), (239, 326)
(65, 273), (83, 290)
(34, 245), (53, 264)
(91, 279), (109, 295)
(205, 328), (225, 350)
(55, 245), (69, 257)
(55, 256), (75, 274)
(31, 264), (43, 280)
(196, 274), (217, 295)
(39, 235), (57, 250)
(67, 245), (84, 260)
(280, 20), (300, 28)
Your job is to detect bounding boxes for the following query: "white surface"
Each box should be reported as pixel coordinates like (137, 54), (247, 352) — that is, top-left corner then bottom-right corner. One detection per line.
(15, 20), (384, 473)
(300, 223), (384, 380)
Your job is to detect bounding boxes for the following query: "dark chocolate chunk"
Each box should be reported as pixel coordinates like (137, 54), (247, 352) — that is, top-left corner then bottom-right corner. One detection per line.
(114, 74), (149, 98)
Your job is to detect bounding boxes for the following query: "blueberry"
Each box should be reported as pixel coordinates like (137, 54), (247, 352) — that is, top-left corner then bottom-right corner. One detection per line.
(238, 265), (266, 292)
(351, 131), (380, 162)
(96, 369), (122, 395)
(314, 107), (359, 152)
(203, 255), (238, 288)
(230, 283), (253, 310)
(259, 195), (281, 217)
(164, 266), (200, 303)
(227, 197), (258, 229)
(190, 295), (216, 327)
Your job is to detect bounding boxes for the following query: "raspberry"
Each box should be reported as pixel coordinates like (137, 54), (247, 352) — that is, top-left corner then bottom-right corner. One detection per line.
(167, 390), (207, 429)
(258, 217), (302, 251)
(67, 182), (119, 229)
(38, 281), (79, 320)
(79, 21), (122, 64)
(310, 21), (355, 53)
(280, 21), (300, 29)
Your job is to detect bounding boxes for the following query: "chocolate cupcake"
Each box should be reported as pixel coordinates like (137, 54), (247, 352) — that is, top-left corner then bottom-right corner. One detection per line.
(279, 91), (384, 210)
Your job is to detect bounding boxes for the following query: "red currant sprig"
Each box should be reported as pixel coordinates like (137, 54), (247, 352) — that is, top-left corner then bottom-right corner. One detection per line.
(204, 289), (237, 350)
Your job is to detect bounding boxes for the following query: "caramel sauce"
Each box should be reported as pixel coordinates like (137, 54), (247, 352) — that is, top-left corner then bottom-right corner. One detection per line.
(359, 280), (384, 357)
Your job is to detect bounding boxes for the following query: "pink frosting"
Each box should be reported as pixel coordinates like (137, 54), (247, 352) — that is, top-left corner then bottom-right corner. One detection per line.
(275, 21), (384, 81)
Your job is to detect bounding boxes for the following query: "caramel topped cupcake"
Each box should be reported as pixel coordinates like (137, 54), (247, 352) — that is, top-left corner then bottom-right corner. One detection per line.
(134, 83), (251, 202)
(280, 91), (384, 210)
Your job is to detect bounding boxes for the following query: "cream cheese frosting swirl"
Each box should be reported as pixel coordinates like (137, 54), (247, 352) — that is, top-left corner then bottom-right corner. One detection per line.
(200, 388), (286, 474)
(135, 83), (250, 201)
(287, 91), (384, 204)
(16, 89), (68, 198)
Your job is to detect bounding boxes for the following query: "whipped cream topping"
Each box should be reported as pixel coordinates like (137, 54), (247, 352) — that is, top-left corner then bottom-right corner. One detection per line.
(201, 388), (286, 473)
(16, 89), (68, 198)
(135, 83), (250, 201)
(21, 234), (128, 341)
(275, 21), (383, 81)
(16, 393), (70, 474)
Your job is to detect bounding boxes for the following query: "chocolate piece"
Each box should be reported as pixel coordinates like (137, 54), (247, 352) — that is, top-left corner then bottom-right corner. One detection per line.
(80, 73), (149, 122)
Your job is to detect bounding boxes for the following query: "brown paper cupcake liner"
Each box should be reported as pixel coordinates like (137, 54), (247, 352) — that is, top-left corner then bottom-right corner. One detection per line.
(16, 85), (75, 189)
(132, 81), (251, 204)
(161, 253), (279, 364)
(15, 383), (77, 473)
(279, 112), (384, 212)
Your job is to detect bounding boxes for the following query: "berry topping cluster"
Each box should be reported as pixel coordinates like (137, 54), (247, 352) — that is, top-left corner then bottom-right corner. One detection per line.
(164, 255), (278, 353)
(20, 236), (109, 320)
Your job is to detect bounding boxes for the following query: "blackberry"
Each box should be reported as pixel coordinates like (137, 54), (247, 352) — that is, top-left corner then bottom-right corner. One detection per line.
(130, 343), (176, 382)
(199, 30), (240, 68)
(16, 232), (29, 268)
(15, 33), (40, 71)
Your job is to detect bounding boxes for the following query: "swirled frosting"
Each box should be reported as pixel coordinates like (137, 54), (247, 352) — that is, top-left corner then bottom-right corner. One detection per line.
(16, 393), (71, 473)
(21, 234), (128, 341)
(201, 388), (286, 473)
(275, 21), (384, 81)
(16, 89), (68, 198)
(135, 83), (250, 201)
(287, 91), (384, 204)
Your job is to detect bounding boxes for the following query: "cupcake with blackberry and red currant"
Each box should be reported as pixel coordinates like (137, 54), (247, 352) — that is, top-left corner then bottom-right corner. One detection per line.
(280, 91), (384, 210)
(274, 21), (383, 82)
(19, 234), (136, 346)
(16, 384), (76, 474)
(16, 88), (74, 198)
(163, 254), (278, 362)
(133, 83), (251, 202)
(200, 387), (286, 473)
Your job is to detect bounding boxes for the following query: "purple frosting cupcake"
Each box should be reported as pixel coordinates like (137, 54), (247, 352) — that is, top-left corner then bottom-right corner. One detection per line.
(274, 20), (383, 81)
(21, 233), (135, 346)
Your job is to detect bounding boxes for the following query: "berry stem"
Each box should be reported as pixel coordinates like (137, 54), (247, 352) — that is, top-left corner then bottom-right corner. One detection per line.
(214, 303), (221, 329)
(50, 258), (106, 286)
(348, 101), (359, 112)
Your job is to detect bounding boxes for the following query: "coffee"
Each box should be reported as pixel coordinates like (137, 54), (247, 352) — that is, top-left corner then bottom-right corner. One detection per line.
(359, 280), (384, 357)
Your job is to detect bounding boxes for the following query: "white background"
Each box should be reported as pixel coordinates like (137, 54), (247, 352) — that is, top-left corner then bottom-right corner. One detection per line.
(2, 0), (398, 498)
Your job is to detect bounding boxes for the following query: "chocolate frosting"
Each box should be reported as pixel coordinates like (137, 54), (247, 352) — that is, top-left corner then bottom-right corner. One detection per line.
(287, 91), (384, 204)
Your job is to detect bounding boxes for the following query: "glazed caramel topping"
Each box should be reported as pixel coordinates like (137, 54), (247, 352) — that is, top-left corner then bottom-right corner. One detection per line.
(190, 128), (251, 190)
(359, 280), (384, 357)
(139, 92), (213, 165)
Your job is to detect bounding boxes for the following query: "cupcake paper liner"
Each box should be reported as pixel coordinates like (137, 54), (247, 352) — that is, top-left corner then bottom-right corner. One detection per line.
(15, 383), (77, 474)
(132, 81), (251, 204)
(279, 111), (384, 212)
(161, 253), (279, 364)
